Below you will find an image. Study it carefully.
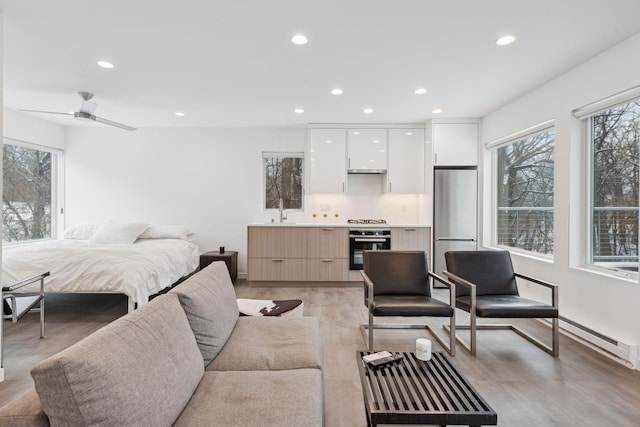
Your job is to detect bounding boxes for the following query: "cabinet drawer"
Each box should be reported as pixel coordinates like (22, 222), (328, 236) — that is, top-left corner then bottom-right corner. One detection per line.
(247, 258), (306, 281)
(307, 227), (348, 258)
(248, 227), (308, 258)
(306, 259), (349, 281)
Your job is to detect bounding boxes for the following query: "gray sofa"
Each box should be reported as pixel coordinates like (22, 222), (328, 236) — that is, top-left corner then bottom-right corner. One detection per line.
(0, 262), (323, 426)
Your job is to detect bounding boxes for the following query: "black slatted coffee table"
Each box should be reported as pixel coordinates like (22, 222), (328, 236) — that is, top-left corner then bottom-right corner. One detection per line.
(357, 351), (497, 427)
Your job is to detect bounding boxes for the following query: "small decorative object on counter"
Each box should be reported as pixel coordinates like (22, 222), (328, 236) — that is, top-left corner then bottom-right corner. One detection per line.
(323, 213), (328, 218)
(219, 246), (225, 254)
(334, 213), (339, 218)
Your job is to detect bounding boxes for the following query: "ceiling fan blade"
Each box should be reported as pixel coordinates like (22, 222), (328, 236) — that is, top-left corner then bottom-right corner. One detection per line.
(93, 115), (137, 131)
(18, 109), (74, 116)
(79, 100), (98, 115)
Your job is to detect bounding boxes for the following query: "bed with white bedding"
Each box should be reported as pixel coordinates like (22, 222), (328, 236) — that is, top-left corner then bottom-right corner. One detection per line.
(2, 223), (200, 312)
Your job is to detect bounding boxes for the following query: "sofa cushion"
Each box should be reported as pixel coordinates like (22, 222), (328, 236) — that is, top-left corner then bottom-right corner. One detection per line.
(30, 293), (204, 427)
(174, 369), (323, 427)
(0, 389), (49, 427)
(206, 316), (322, 371)
(170, 261), (239, 365)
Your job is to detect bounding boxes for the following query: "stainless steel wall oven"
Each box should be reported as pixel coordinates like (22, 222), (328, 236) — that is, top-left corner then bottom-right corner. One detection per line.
(349, 228), (391, 270)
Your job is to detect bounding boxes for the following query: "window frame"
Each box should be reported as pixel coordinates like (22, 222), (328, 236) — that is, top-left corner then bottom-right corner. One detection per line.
(2, 137), (65, 245)
(262, 151), (304, 212)
(488, 121), (556, 259)
(579, 96), (640, 277)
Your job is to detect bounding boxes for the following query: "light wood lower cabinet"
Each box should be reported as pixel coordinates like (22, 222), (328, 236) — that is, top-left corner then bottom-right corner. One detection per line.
(306, 259), (349, 281)
(248, 226), (349, 282)
(248, 226), (431, 282)
(247, 258), (306, 281)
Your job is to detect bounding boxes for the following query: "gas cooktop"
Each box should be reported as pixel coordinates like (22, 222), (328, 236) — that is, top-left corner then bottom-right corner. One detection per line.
(347, 219), (388, 224)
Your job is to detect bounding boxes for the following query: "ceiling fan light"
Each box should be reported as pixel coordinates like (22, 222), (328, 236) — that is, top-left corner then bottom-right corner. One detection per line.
(97, 61), (114, 69)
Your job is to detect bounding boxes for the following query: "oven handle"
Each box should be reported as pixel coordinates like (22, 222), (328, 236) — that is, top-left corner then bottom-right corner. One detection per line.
(352, 238), (389, 243)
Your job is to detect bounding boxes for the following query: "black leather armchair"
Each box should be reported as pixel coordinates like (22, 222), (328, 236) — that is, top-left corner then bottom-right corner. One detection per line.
(361, 250), (455, 355)
(444, 250), (559, 357)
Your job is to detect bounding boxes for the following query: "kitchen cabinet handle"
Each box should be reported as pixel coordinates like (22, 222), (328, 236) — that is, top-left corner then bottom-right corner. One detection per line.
(272, 259), (285, 262)
(321, 259), (333, 262)
(405, 228), (417, 231)
(342, 182), (345, 193)
(322, 228), (334, 231)
(348, 158), (351, 168)
(434, 153), (438, 164)
(389, 182), (392, 192)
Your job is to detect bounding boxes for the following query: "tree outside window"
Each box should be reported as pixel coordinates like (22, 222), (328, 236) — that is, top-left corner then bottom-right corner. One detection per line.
(3, 143), (54, 243)
(496, 130), (555, 255)
(590, 100), (639, 272)
(263, 152), (303, 210)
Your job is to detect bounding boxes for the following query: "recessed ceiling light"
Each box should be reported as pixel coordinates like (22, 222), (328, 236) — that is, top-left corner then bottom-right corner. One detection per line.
(414, 88), (427, 95)
(432, 108), (443, 114)
(363, 108), (373, 114)
(294, 108), (304, 114)
(331, 88), (343, 95)
(353, 131), (360, 135)
(175, 112), (185, 117)
(373, 140), (379, 143)
(291, 34), (308, 45)
(97, 61), (114, 69)
(496, 35), (517, 46)
(325, 140), (332, 143)
(406, 132), (413, 136)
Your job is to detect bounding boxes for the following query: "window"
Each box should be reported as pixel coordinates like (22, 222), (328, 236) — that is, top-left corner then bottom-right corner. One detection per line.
(263, 152), (304, 210)
(3, 139), (62, 243)
(588, 99), (639, 273)
(494, 129), (555, 255)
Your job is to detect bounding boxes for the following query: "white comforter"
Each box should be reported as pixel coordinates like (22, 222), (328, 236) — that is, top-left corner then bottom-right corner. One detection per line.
(2, 239), (200, 305)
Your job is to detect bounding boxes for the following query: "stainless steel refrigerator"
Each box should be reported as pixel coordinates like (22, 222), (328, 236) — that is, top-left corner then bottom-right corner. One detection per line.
(433, 167), (478, 279)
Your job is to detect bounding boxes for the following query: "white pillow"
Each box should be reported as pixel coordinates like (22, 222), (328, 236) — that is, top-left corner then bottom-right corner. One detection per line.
(138, 225), (194, 240)
(63, 223), (100, 240)
(88, 222), (149, 244)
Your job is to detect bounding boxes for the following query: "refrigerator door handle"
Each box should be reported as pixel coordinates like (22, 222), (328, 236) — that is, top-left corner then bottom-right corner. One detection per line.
(436, 238), (476, 241)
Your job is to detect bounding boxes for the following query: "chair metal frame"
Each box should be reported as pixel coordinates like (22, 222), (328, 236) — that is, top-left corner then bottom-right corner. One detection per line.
(443, 270), (559, 357)
(360, 269), (456, 356)
(1, 271), (50, 369)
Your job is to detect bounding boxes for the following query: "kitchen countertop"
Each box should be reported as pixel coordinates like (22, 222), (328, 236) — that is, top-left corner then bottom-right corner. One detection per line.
(248, 223), (431, 228)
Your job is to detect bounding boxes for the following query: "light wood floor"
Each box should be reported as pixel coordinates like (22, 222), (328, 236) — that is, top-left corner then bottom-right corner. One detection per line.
(2, 282), (640, 426)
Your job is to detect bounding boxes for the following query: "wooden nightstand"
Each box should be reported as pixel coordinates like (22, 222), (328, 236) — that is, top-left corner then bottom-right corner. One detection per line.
(199, 251), (238, 282)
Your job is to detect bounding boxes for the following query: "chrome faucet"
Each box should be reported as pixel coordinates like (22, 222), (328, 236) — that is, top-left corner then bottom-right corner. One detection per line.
(279, 198), (288, 223)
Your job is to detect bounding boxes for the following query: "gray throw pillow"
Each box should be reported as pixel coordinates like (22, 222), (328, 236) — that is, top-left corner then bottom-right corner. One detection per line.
(170, 261), (239, 365)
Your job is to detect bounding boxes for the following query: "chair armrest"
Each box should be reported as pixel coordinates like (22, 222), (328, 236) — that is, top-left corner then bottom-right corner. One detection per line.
(443, 270), (477, 292)
(428, 271), (455, 307)
(514, 272), (557, 290)
(514, 272), (559, 308)
(360, 270), (374, 308)
(2, 272), (50, 293)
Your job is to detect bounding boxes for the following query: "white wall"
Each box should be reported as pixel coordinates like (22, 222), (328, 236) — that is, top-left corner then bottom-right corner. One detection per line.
(64, 128), (305, 274)
(480, 32), (640, 364)
(3, 109), (65, 149)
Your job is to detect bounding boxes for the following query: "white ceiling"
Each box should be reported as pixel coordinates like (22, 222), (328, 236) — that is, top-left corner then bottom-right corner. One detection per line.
(1, 0), (640, 129)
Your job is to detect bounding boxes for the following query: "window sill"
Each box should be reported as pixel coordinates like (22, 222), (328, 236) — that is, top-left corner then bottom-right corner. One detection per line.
(570, 265), (638, 284)
(483, 244), (554, 264)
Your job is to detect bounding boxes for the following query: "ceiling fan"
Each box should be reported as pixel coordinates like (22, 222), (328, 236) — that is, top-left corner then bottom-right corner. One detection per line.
(19, 91), (137, 131)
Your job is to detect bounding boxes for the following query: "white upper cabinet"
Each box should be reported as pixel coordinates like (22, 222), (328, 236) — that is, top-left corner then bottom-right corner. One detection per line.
(387, 129), (425, 193)
(309, 129), (347, 194)
(347, 129), (388, 172)
(432, 123), (478, 166)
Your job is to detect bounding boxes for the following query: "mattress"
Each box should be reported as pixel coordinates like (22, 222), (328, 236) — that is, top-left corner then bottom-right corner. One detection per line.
(2, 239), (200, 305)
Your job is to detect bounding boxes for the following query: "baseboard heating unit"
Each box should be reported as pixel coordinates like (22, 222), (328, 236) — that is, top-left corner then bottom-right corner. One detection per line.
(551, 316), (639, 370)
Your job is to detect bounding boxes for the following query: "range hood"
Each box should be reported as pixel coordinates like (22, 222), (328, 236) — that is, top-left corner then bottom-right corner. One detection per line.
(347, 168), (387, 174)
